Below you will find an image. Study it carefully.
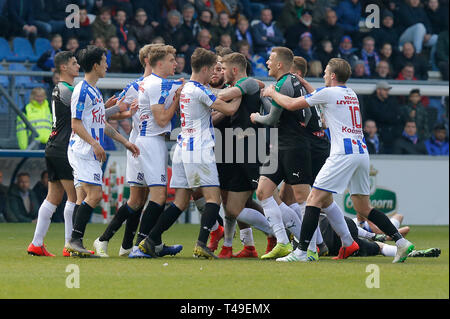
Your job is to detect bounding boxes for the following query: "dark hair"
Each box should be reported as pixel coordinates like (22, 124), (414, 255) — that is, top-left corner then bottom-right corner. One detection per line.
(77, 45), (106, 73)
(327, 58), (352, 83)
(215, 46), (233, 57)
(41, 170), (48, 179)
(191, 48), (217, 73)
(292, 56), (308, 76)
(433, 123), (447, 131)
(51, 33), (62, 41)
(54, 51), (75, 73)
(17, 172), (30, 179)
(221, 52), (248, 73)
(409, 88), (420, 96)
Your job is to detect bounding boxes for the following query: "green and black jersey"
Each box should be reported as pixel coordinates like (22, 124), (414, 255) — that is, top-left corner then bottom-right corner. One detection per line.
(232, 77), (261, 131)
(272, 73), (308, 150)
(45, 81), (74, 158)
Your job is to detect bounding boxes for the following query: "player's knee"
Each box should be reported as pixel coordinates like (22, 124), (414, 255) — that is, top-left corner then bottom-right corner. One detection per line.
(256, 187), (269, 201)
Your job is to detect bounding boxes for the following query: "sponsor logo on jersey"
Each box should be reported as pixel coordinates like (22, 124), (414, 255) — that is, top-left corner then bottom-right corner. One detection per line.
(94, 173), (101, 182)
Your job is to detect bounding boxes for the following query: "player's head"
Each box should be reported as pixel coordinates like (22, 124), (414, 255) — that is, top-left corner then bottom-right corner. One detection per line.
(191, 47), (217, 83)
(139, 43), (164, 70)
(324, 58), (351, 86)
(210, 47), (232, 88)
(77, 45), (108, 77)
(54, 51), (80, 78)
(148, 45), (177, 77)
(291, 56), (307, 77)
(221, 52), (247, 84)
(267, 47), (293, 78)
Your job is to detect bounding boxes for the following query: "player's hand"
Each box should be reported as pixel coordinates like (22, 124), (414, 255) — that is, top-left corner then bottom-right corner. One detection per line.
(130, 99), (139, 115)
(93, 142), (107, 162)
(262, 85), (275, 97)
(250, 112), (260, 124)
(117, 95), (128, 112)
(174, 85), (183, 102)
(105, 95), (118, 108)
(125, 141), (140, 157)
(255, 79), (265, 89)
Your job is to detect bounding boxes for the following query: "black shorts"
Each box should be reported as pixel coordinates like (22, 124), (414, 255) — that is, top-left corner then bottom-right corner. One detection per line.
(261, 147), (312, 186)
(220, 162), (260, 192)
(46, 155), (74, 182)
(308, 136), (330, 183)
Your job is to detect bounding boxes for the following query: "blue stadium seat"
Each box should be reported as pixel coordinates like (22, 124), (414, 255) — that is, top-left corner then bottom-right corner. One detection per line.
(12, 37), (39, 62)
(0, 37), (15, 61)
(8, 63), (41, 89)
(34, 38), (52, 58)
(0, 64), (9, 88)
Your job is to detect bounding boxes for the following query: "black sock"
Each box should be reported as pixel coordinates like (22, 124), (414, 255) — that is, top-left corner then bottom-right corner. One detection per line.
(99, 203), (134, 242)
(71, 202), (94, 240)
(368, 209), (403, 242)
(72, 204), (80, 225)
(121, 206), (143, 249)
(135, 201), (164, 246)
(198, 202), (221, 244)
(216, 214), (224, 227)
(299, 206), (321, 251)
(148, 203), (183, 245)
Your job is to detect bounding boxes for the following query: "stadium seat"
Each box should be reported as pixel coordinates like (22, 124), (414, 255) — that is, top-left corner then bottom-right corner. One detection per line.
(0, 37), (16, 61)
(34, 38), (52, 58)
(8, 63), (41, 89)
(0, 64), (9, 88)
(12, 37), (39, 62)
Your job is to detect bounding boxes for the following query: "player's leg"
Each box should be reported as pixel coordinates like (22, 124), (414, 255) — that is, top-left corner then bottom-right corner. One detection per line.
(28, 180), (64, 256)
(60, 179), (77, 249)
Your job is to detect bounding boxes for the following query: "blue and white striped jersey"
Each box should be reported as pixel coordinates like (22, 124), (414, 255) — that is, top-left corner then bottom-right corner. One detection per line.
(118, 76), (144, 143)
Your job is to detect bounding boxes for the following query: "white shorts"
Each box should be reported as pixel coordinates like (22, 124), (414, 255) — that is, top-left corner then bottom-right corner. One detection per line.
(313, 154), (370, 195)
(126, 150), (146, 187)
(136, 135), (168, 187)
(68, 148), (103, 187)
(170, 146), (220, 189)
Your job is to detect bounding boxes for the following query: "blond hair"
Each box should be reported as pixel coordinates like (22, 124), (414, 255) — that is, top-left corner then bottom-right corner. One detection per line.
(308, 60), (323, 78)
(139, 43), (164, 68)
(292, 56), (308, 77)
(30, 87), (46, 102)
(148, 45), (176, 67)
(327, 58), (352, 83)
(271, 47), (294, 70)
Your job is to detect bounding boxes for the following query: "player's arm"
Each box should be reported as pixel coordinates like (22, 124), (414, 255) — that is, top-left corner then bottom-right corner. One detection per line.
(293, 74), (315, 94)
(250, 97), (282, 125)
(210, 97), (242, 116)
(262, 85), (309, 111)
(71, 118), (106, 162)
(151, 85), (183, 127)
(212, 110), (226, 125)
(104, 122), (140, 157)
(217, 86), (242, 101)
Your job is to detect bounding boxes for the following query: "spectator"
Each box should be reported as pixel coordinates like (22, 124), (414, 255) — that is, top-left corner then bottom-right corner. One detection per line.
(277, 0), (306, 34)
(7, 0), (38, 40)
(307, 60), (323, 77)
(211, 11), (236, 47)
(37, 34), (63, 73)
(93, 36), (112, 68)
(363, 119), (382, 154)
(7, 172), (40, 222)
(364, 81), (408, 153)
(379, 42), (395, 66)
(397, 0), (437, 54)
(424, 0), (446, 35)
(196, 28), (214, 50)
(252, 8), (285, 61)
(293, 32), (316, 62)
(425, 123), (449, 155)
(336, 35), (359, 67)
(314, 9), (344, 50)
(33, 171), (48, 206)
(370, 9), (399, 51)
(358, 36), (380, 77)
(436, 27), (449, 81)
(0, 1), (9, 39)
(394, 42), (428, 80)
(335, 0), (361, 44)
(372, 60), (393, 79)
(314, 39), (335, 69)
(306, 0), (329, 28)
(351, 60), (367, 79)
(285, 9), (313, 51)
(108, 36), (130, 73)
(219, 34), (233, 49)
(404, 89), (430, 140)
(0, 170), (7, 222)
(156, 9), (183, 49)
(178, 3), (197, 54)
(64, 6), (92, 49)
(236, 40), (268, 77)
(175, 54), (189, 77)
(16, 87), (52, 150)
(151, 36), (165, 45)
(235, 16), (254, 52)
(33, 0), (69, 37)
(214, 0), (241, 25)
(114, 9), (129, 50)
(92, 7), (117, 44)
(65, 37), (80, 55)
(396, 63), (417, 81)
(193, 8), (214, 39)
(192, 0), (218, 21)
(393, 120), (428, 154)
(128, 8), (155, 48)
(125, 38), (143, 74)
(132, 0), (161, 28)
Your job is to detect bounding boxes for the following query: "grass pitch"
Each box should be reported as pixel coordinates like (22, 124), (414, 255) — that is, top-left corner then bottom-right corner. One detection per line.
(0, 223), (448, 299)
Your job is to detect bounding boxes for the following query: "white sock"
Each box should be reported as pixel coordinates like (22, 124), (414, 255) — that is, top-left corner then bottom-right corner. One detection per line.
(261, 196), (289, 244)
(240, 228), (254, 246)
(316, 224), (324, 245)
(223, 216), (236, 247)
(322, 201), (354, 247)
(395, 237), (408, 247)
(357, 226), (375, 239)
(390, 217), (401, 229)
(308, 228), (318, 252)
(381, 244), (397, 257)
(194, 197), (206, 214)
(211, 221), (219, 232)
(32, 200), (57, 247)
(289, 202), (303, 222)
(237, 208), (274, 236)
(279, 202), (301, 240)
(63, 201), (76, 245)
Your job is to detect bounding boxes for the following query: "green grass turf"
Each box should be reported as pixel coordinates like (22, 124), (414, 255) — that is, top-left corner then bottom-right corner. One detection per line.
(0, 223), (448, 299)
